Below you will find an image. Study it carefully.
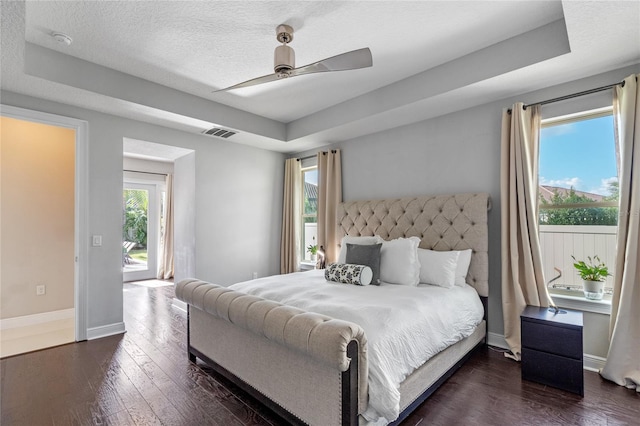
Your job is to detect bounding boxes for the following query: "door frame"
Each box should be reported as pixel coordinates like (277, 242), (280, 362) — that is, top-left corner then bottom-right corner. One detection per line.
(1, 104), (89, 341)
(122, 179), (162, 282)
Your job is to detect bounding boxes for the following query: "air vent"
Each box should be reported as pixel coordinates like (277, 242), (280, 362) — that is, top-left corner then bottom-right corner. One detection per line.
(202, 127), (237, 139)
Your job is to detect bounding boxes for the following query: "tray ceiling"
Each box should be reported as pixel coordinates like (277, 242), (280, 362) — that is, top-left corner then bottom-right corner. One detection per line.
(2, 1), (639, 153)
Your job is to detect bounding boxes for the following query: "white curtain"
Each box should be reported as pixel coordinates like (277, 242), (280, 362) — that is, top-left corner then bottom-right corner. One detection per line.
(317, 150), (342, 264)
(157, 174), (174, 279)
(601, 74), (640, 391)
(280, 158), (301, 274)
(500, 103), (553, 360)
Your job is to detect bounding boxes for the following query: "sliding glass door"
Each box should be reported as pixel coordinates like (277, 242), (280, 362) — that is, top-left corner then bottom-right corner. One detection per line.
(123, 182), (159, 282)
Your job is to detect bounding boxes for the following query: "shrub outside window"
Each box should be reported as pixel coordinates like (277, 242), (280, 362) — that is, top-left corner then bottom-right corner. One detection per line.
(538, 108), (618, 299)
(301, 167), (318, 262)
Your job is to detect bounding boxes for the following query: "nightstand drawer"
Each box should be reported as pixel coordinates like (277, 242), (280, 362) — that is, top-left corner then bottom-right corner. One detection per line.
(522, 347), (584, 395)
(522, 320), (582, 359)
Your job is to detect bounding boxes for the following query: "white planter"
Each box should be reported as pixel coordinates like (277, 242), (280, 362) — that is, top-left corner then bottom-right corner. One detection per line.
(310, 254), (317, 261)
(583, 279), (604, 300)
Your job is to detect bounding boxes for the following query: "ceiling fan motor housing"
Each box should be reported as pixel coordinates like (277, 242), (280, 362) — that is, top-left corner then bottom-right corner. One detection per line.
(274, 45), (295, 76)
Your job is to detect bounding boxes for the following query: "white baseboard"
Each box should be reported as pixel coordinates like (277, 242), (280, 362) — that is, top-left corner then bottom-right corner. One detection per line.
(172, 298), (187, 313)
(584, 354), (607, 372)
(1, 308), (74, 330)
(487, 332), (509, 349)
(487, 331), (607, 371)
(87, 322), (126, 340)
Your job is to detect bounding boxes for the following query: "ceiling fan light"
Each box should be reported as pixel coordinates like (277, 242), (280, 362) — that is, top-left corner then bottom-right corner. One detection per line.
(274, 45), (295, 73)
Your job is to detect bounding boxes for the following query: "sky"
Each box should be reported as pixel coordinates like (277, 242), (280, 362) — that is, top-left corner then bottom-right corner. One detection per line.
(539, 114), (617, 196)
(304, 168), (318, 186)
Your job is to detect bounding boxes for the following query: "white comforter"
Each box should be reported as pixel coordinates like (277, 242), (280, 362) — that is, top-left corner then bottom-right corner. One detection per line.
(229, 270), (484, 424)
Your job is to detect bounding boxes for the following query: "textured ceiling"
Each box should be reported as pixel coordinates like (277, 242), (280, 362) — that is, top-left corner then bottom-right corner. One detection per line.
(24, 1), (564, 122)
(2, 1), (639, 153)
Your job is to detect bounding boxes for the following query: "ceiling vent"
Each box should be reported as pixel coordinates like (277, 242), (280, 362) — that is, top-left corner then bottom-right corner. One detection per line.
(202, 127), (237, 139)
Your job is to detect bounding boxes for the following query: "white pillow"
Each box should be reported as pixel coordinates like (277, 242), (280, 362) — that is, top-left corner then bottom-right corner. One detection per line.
(417, 248), (460, 288)
(338, 235), (384, 263)
(455, 249), (473, 286)
(380, 237), (421, 286)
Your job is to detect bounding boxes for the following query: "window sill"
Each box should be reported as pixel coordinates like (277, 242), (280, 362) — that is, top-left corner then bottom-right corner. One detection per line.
(299, 261), (316, 271)
(551, 293), (611, 315)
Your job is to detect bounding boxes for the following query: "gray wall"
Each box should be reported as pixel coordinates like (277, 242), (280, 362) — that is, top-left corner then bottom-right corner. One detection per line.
(297, 63), (639, 358)
(4, 62), (637, 352)
(174, 152), (196, 283)
(1, 90), (285, 334)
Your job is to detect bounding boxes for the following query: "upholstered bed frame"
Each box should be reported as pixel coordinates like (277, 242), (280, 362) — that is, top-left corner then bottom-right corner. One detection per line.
(176, 192), (491, 425)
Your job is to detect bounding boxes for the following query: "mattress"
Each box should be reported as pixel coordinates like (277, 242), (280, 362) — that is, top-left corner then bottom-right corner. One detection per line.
(230, 269), (484, 424)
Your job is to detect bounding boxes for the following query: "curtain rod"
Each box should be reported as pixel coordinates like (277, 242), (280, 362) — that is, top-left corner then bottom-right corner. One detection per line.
(508, 79), (626, 114)
(124, 169), (167, 176)
(296, 150), (337, 161)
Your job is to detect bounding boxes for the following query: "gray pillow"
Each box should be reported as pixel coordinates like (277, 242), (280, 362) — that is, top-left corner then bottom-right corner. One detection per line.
(346, 243), (382, 285)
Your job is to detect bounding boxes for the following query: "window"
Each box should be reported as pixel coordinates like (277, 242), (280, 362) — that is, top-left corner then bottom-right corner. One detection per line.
(301, 166), (318, 263)
(538, 107), (618, 300)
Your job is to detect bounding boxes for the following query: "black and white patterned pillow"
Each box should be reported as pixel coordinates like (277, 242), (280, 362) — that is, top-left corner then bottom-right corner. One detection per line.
(324, 263), (373, 286)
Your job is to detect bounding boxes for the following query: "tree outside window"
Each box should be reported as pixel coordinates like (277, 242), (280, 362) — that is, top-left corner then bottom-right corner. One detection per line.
(302, 167), (318, 262)
(538, 108), (618, 297)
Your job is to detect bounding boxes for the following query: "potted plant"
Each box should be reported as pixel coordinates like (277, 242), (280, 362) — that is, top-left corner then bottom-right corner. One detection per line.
(571, 255), (611, 300)
(307, 238), (318, 261)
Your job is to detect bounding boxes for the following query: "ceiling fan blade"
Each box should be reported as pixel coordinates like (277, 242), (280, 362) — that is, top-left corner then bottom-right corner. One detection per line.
(215, 47), (372, 92)
(215, 73), (280, 92)
(291, 48), (372, 77)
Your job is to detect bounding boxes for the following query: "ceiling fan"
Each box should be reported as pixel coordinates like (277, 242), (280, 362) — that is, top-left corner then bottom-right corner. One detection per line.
(216, 24), (372, 92)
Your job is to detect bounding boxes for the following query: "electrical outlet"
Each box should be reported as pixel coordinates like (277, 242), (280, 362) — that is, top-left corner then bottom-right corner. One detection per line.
(252, 272), (258, 279)
(36, 285), (46, 296)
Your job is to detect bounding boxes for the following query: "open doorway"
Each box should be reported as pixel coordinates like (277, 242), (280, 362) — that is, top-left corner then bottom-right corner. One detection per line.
(0, 105), (89, 357)
(123, 179), (161, 282)
(122, 138), (194, 288)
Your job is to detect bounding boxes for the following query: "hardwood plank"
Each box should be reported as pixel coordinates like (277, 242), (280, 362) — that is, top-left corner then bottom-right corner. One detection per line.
(407, 347), (638, 426)
(103, 408), (135, 426)
(122, 285), (263, 426)
(111, 377), (164, 426)
(1, 403), (54, 425)
(2, 281), (638, 426)
(121, 308), (249, 425)
(113, 342), (188, 426)
(120, 335), (233, 426)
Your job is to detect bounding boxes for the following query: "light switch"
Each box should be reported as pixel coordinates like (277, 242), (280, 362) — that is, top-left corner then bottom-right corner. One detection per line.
(92, 235), (102, 246)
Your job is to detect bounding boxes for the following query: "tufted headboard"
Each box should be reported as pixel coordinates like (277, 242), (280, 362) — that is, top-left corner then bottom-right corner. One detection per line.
(337, 193), (491, 297)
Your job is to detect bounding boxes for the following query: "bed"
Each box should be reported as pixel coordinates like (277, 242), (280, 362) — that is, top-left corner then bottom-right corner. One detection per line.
(175, 192), (490, 425)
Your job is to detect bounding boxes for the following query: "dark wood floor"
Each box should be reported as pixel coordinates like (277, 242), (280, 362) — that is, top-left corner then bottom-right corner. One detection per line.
(1, 283), (638, 426)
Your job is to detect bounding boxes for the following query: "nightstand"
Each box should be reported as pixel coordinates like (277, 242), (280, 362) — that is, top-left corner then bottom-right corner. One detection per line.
(521, 305), (584, 396)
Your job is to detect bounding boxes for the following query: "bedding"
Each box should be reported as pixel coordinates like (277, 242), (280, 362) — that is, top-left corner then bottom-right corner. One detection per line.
(325, 263), (374, 285)
(417, 248), (460, 288)
(345, 243), (382, 285)
(379, 237), (421, 286)
(454, 249), (473, 286)
(230, 269), (484, 423)
(338, 235), (384, 263)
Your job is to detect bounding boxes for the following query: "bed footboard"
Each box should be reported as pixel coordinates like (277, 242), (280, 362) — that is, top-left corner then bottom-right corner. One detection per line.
(175, 279), (368, 426)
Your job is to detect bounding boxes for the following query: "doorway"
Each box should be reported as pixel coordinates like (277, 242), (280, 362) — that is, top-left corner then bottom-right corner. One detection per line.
(0, 105), (89, 355)
(122, 138), (195, 287)
(123, 180), (161, 282)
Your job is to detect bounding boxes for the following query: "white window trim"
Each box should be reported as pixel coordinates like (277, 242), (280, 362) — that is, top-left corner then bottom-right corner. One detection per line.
(551, 293), (611, 315)
(541, 106), (613, 127)
(300, 164), (318, 266)
(541, 106), (617, 316)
